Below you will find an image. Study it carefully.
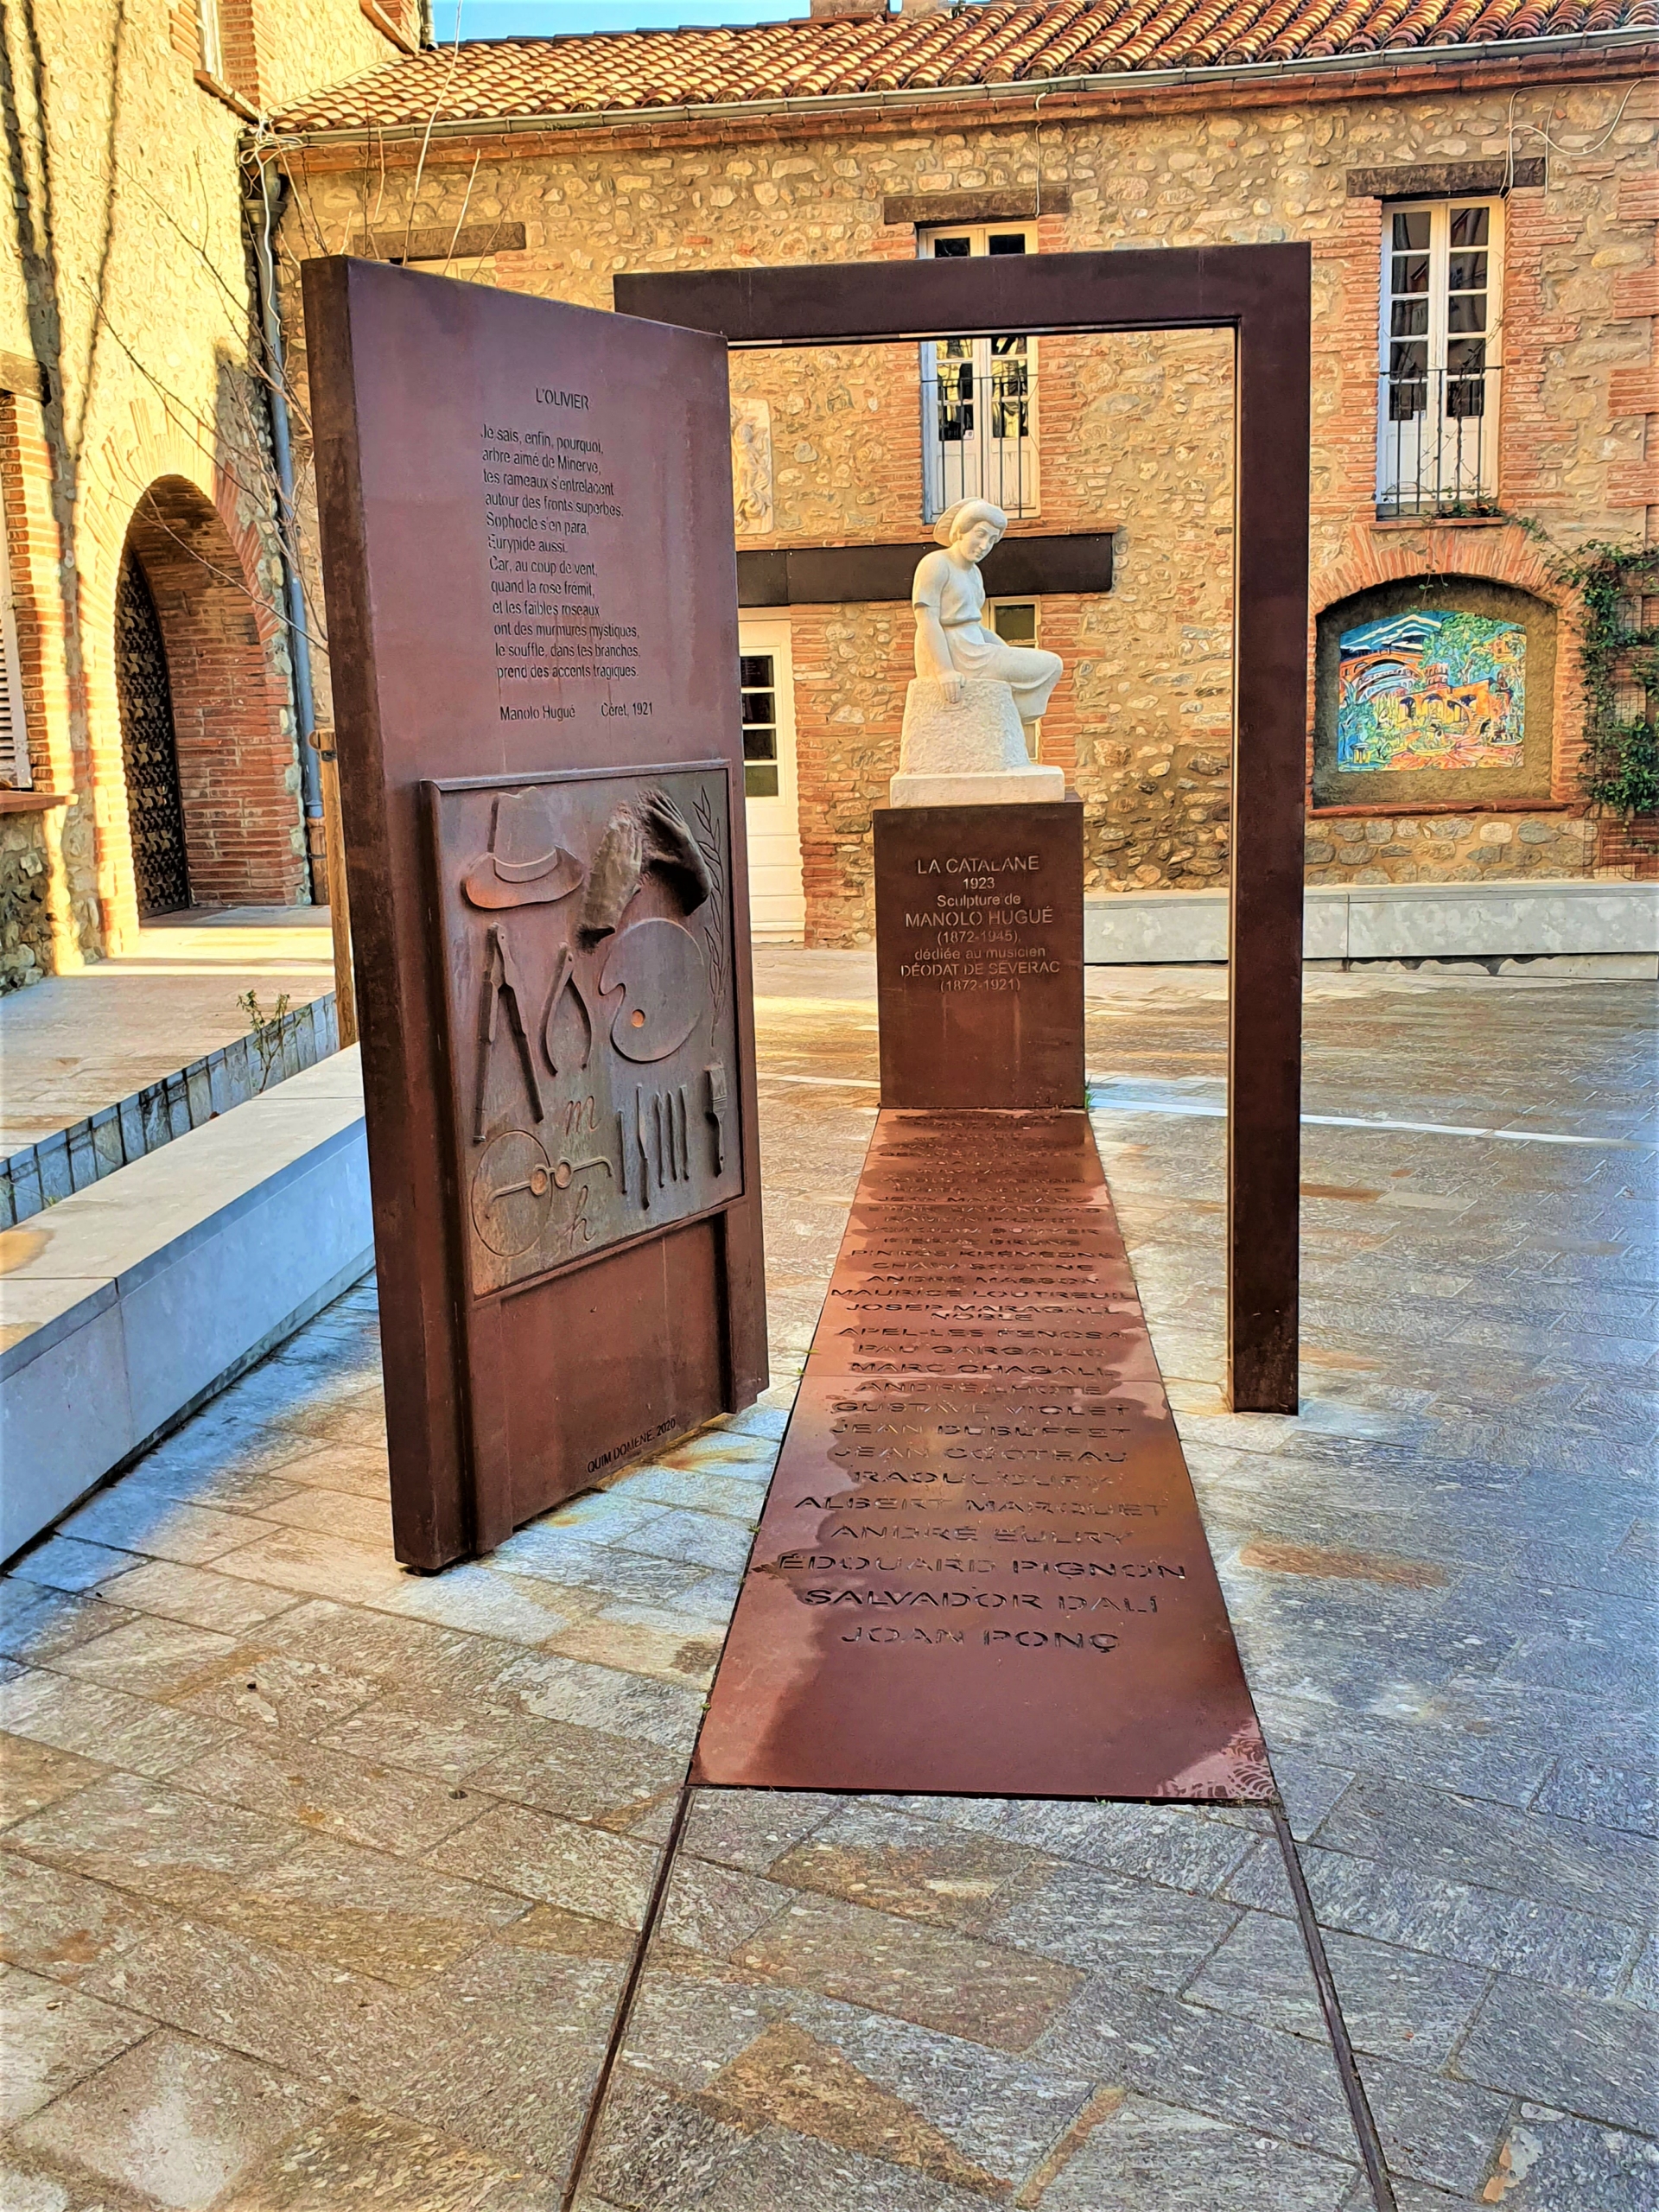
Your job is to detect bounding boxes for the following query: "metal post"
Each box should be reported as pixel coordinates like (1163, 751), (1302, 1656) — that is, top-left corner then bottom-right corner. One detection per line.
(245, 155), (324, 893)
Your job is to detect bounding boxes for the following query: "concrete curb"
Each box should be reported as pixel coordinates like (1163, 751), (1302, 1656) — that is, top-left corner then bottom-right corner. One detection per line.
(1084, 878), (1659, 966)
(1, 1048), (372, 1562)
(0, 995), (340, 1229)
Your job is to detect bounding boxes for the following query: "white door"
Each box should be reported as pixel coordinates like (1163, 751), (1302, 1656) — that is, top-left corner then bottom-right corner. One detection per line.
(739, 620), (805, 942)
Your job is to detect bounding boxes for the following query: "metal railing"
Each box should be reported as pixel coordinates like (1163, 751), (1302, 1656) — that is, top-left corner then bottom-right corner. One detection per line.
(1376, 365), (1501, 519)
(922, 365), (1038, 521)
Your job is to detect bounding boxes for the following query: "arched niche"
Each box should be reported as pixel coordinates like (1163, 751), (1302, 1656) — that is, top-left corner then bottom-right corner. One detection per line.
(1313, 574), (1557, 813)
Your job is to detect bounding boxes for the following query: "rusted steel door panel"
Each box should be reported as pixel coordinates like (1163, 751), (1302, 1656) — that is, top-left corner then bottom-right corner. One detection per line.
(303, 257), (766, 1567)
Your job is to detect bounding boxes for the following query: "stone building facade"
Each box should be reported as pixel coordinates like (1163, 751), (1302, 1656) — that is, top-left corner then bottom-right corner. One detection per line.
(275, 5), (1656, 944)
(0, 0), (414, 985)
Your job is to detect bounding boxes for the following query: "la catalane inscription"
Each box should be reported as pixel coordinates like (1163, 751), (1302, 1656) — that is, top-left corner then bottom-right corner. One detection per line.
(874, 804), (1084, 1111)
(694, 1111), (1271, 1800)
(899, 849), (1058, 992)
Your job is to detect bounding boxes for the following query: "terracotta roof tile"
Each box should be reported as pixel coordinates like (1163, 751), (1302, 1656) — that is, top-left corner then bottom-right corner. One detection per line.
(273, 0), (1659, 133)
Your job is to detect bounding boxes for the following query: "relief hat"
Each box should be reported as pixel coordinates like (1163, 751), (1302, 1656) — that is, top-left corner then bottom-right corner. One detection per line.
(462, 788), (584, 909)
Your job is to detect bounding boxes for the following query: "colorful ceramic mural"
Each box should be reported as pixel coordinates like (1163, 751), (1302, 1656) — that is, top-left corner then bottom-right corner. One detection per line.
(1337, 609), (1525, 773)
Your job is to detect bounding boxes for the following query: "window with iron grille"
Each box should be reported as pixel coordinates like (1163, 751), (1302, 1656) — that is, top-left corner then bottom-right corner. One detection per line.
(1376, 200), (1503, 518)
(919, 225), (1039, 523)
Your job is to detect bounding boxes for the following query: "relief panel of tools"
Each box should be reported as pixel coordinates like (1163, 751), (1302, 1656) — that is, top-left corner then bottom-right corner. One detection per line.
(426, 762), (744, 1298)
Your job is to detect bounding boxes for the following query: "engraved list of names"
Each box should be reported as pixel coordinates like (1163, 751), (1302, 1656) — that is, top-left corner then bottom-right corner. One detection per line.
(695, 1109), (1271, 1800)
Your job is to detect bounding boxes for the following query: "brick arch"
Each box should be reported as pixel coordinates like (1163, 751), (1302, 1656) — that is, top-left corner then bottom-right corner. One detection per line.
(118, 476), (306, 908)
(1306, 521), (1583, 805)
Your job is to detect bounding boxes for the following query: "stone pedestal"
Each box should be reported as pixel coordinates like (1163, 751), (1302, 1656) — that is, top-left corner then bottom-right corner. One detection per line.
(873, 799), (1084, 1109)
(890, 676), (1065, 808)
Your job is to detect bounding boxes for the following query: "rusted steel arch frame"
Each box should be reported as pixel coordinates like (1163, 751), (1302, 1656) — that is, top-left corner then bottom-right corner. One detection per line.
(615, 243), (1310, 1414)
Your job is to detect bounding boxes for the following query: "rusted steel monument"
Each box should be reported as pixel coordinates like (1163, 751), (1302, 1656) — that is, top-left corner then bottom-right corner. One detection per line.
(620, 246), (1308, 1798)
(307, 245), (1306, 1800)
(305, 260), (766, 1571)
(619, 244), (1311, 1416)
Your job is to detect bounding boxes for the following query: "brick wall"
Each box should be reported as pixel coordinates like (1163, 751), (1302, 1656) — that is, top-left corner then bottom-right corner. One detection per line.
(0, 0), (399, 969)
(0, 396), (96, 964)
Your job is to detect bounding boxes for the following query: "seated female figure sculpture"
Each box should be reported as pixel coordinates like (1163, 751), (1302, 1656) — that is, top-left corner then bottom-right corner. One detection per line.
(893, 499), (1066, 806)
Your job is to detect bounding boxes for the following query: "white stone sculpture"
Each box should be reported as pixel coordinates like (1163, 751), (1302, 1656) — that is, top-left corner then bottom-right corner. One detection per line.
(892, 498), (1065, 807)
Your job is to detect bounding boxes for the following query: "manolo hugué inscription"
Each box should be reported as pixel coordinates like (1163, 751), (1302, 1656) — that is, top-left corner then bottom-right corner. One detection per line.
(874, 803), (1084, 1113)
(694, 1110), (1270, 1800)
(428, 762), (742, 1297)
(898, 848), (1059, 994)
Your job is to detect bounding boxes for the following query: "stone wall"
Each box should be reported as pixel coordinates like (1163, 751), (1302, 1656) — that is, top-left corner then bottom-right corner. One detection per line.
(0, 0), (404, 965)
(282, 68), (1658, 939)
(1304, 810), (1601, 889)
(0, 800), (71, 991)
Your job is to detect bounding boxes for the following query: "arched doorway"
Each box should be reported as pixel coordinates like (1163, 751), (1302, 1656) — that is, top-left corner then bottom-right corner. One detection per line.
(114, 549), (192, 916)
(114, 478), (306, 912)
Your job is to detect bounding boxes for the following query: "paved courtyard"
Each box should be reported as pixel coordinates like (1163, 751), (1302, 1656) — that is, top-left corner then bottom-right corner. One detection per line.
(1, 953), (1654, 2210)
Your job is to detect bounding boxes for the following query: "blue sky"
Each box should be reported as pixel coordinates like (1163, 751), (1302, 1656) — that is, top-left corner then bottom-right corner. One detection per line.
(429, 0), (804, 37)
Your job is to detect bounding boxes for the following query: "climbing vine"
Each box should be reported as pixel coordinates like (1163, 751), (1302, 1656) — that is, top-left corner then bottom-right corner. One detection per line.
(1548, 539), (1659, 823)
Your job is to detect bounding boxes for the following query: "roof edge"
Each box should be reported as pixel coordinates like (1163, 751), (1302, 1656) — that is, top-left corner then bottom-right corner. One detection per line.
(270, 23), (1659, 148)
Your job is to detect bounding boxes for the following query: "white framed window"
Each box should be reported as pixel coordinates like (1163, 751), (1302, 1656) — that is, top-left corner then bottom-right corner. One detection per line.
(919, 224), (1039, 522)
(197, 0), (226, 76)
(0, 484), (31, 789)
(988, 599), (1039, 646)
(1377, 198), (1503, 517)
(988, 600), (1045, 760)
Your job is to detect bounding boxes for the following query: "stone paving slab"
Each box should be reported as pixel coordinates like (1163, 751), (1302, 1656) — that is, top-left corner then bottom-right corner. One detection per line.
(1, 962), (1656, 2208)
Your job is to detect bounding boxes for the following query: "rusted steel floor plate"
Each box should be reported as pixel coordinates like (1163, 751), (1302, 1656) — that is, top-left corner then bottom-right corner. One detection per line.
(694, 1110), (1271, 1801)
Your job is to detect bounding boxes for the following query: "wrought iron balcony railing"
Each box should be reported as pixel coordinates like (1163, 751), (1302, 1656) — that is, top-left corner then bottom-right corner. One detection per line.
(922, 363), (1038, 521)
(1376, 365), (1501, 519)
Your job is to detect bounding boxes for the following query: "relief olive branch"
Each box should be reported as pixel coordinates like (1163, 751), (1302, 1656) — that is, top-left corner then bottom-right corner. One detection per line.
(692, 785), (726, 1028)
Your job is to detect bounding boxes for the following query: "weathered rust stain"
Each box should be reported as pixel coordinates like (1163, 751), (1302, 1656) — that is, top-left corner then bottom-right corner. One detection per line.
(1238, 1539), (1451, 1589)
(696, 2019), (1011, 2198)
(0, 1227), (50, 1274)
(1014, 2085), (1128, 2209)
(1300, 1344), (1382, 1373)
(1300, 1183), (1381, 1204)
(41, 1928), (104, 1967)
